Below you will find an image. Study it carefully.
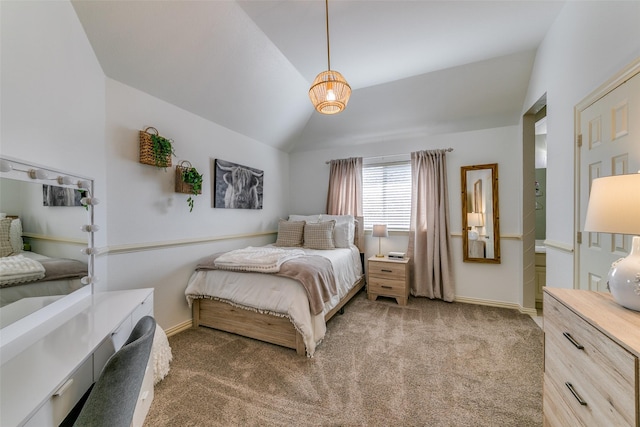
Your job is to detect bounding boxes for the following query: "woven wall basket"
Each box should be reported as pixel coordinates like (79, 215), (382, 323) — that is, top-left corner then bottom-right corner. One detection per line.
(139, 126), (172, 168)
(175, 161), (202, 194)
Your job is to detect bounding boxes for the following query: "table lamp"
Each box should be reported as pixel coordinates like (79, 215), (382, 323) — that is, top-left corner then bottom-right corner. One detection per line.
(467, 212), (484, 241)
(372, 224), (388, 258)
(584, 173), (640, 311)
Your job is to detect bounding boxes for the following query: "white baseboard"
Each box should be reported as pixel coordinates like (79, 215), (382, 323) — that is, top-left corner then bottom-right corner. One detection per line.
(454, 295), (538, 317)
(164, 319), (192, 337)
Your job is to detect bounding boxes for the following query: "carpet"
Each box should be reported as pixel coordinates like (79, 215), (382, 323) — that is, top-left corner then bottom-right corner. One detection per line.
(145, 292), (543, 426)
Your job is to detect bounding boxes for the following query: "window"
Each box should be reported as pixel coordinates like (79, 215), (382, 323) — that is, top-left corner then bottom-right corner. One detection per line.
(362, 161), (411, 230)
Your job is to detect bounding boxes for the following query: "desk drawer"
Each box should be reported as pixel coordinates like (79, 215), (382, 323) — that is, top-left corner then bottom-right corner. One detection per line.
(23, 357), (93, 427)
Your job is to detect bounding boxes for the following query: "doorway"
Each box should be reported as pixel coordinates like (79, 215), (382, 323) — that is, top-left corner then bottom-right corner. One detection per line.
(522, 94), (546, 316)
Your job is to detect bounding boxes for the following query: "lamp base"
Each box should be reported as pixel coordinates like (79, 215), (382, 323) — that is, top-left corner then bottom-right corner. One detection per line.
(375, 254), (385, 258)
(607, 235), (640, 312)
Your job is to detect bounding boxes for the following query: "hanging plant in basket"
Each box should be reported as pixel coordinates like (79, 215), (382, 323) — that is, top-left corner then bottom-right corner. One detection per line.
(139, 126), (175, 169)
(175, 161), (203, 212)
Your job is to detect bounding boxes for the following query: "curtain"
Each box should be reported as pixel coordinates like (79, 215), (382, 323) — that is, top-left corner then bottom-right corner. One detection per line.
(326, 157), (363, 216)
(407, 150), (454, 301)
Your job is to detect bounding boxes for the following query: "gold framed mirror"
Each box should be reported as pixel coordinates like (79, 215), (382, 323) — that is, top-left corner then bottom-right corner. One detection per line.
(461, 163), (500, 263)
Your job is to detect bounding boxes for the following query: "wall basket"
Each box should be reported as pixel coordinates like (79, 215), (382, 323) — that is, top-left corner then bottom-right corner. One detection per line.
(139, 126), (173, 168)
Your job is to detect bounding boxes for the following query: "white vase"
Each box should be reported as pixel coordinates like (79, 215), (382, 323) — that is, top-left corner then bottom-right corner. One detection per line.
(608, 235), (640, 311)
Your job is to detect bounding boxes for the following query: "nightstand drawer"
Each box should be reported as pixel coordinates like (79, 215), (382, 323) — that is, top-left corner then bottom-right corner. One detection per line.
(369, 277), (406, 297)
(368, 261), (406, 280)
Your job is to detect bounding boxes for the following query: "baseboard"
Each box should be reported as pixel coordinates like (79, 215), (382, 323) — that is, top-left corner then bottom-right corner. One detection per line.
(164, 319), (192, 337)
(454, 295), (538, 317)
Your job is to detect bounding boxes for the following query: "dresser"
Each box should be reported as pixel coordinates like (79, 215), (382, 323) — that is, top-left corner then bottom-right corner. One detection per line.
(0, 289), (154, 427)
(543, 288), (640, 426)
(367, 256), (410, 305)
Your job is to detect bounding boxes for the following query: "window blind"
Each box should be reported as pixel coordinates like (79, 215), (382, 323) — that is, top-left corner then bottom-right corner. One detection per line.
(362, 161), (411, 230)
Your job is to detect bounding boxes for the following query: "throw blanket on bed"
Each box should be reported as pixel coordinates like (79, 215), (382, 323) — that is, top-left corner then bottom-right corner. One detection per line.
(212, 246), (305, 273)
(0, 254), (46, 287)
(196, 253), (337, 315)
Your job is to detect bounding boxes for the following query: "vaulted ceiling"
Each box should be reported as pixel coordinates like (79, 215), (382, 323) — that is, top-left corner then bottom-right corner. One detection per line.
(71, 0), (566, 153)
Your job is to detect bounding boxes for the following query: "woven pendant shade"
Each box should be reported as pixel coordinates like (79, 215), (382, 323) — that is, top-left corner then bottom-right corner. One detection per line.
(309, 70), (351, 114)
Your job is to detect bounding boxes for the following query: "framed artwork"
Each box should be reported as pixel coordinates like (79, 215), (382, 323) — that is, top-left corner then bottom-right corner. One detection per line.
(42, 185), (85, 207)
(213, 159), (263, 209)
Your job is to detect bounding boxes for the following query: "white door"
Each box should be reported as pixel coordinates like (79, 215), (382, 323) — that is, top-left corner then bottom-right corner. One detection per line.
(577, 66), (640, 291)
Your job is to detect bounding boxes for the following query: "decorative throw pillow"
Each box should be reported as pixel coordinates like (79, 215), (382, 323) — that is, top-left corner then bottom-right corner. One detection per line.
(9, 218), (23, 254)
(274, 220), (305, 247)
(303, 220), (336, 250)
(0, 218), (14, 257)
(288, 214), (321, 223)
(320, 214), (355, 248)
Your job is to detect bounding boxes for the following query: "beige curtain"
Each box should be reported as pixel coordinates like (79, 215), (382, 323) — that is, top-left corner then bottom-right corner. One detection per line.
(326, 157), (363, 216)
(407, 150), (454, 301)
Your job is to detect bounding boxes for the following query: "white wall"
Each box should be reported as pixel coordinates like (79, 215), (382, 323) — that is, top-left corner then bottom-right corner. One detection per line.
(290, 126), (524, 308)
(104, 79), (290, 329)
(523, 1), (640, 290)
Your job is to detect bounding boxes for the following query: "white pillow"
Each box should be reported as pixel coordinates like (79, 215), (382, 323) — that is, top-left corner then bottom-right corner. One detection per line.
(9, 218), (23, 254)
(288, 214), (321, 223)
(320, 214), (355, 248)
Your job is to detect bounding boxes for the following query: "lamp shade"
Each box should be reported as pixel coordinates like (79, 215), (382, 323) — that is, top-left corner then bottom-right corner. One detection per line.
(467, 212), (484, 227)
(372, 224), (389, 238)
(309, 70), (351, 115)
(584, 173), (640, 235)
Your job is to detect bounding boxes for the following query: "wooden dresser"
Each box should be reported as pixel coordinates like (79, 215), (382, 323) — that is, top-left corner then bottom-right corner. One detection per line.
(367, 256), (410, 305)
(543, 288), (640, 426)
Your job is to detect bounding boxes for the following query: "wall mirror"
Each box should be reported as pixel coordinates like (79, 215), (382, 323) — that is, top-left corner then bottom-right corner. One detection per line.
(0, 156), (94, 335)
(461, 163), (500, 263)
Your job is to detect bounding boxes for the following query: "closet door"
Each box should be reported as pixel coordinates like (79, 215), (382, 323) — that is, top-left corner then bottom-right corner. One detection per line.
(576, 64), (640, 291)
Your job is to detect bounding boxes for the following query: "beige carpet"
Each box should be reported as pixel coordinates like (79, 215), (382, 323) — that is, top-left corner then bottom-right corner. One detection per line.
(145, 292), (543, 426)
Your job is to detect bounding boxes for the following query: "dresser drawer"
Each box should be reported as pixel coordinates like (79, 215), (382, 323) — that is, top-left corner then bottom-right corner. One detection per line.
(543, 292), (636, 426)
(368, 261), (406, 280)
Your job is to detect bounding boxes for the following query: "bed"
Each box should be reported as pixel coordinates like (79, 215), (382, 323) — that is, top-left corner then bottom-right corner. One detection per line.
(185, 215), (365, 357)
(0, 251), (88, 308)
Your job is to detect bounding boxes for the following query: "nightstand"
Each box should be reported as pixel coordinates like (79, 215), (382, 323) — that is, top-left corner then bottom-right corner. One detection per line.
(367, 256), (410, 305)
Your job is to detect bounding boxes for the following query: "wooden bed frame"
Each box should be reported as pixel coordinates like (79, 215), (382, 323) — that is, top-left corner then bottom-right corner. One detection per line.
(192, 216), (365, 356)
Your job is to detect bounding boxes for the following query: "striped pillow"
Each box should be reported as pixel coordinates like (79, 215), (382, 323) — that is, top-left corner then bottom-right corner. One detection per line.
(0, 218), (14, 257)
(303, 220), (336, 250)
(274, 220), (305, 247)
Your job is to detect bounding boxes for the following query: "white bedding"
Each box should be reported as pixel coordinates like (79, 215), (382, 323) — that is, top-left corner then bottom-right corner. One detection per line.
(185, 244), (363, 357)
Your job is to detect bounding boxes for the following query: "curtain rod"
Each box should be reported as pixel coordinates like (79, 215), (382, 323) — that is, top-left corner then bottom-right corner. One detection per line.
(325, 148), (453, 164)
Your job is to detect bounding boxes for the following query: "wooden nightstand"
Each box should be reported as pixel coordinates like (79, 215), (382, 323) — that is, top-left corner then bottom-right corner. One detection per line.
(367, 256), (410, 305)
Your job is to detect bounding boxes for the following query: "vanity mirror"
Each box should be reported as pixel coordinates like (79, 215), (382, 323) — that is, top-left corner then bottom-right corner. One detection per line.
(0, 156), (96, 333)
(461, 163), (500, 263)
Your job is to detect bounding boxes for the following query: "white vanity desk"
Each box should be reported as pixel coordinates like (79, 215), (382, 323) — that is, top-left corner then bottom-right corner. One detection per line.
(0, 288), (154, 427)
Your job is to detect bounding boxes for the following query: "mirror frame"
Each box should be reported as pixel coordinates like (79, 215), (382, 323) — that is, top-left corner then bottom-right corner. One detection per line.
(461, 163), (500, 263)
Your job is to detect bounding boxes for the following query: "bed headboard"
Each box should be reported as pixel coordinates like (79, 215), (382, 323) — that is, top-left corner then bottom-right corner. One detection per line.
(355, 216), (365, 254)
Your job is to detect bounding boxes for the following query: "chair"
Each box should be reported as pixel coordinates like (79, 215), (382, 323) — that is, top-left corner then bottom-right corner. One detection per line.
(69, 316), (156, 427)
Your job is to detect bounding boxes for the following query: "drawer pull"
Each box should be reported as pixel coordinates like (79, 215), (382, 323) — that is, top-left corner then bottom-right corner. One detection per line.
(381, 269), (393, 273)
(53, 378), (74, 397)
(565, 382), (587, 406)
(562, 332), (584, 350)
(381, 285), (392, 289)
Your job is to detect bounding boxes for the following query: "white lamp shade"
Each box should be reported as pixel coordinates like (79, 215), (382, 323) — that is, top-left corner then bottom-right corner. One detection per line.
(467, 212), (484, 227)
(584, 174), (640, 235)
(372, 224), (388, 238)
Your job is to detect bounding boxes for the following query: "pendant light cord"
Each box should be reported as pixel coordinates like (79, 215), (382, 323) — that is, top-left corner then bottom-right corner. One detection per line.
(325, 0), (331, 71)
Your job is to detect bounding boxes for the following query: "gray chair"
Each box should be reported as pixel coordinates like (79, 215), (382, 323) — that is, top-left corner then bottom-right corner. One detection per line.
(70, 315), (156, 427)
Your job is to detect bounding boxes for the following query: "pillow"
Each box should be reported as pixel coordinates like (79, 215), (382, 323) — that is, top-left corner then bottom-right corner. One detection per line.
(320, 214), (355, 248)
(303, 220), (336, 250)
(9, 218), (23, 254)
(288, 214), (321, 224)
(0, 218), (14, 257)
(274, 220), (305, 247)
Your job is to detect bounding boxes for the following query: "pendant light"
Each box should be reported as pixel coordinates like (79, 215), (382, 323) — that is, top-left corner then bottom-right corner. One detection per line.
(309, 0), (351, 114)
